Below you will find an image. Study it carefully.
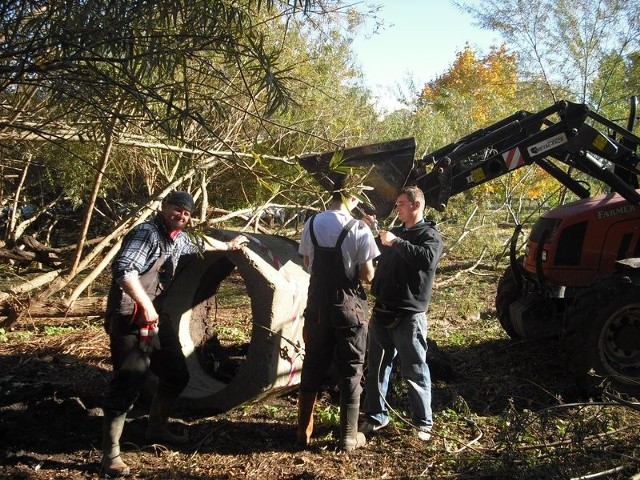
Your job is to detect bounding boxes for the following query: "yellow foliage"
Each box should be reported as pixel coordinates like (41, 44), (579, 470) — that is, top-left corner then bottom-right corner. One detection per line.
(526, 170), (558, 200)
(421, 44), (519, 127)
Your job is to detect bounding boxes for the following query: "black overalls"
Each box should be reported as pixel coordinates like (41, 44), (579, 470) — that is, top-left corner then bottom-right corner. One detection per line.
(299, 217), (369, 407)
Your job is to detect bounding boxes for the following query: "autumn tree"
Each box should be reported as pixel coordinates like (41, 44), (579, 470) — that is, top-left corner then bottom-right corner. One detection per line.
(408, 43), (568, 218)
(420, 44), (520, 129)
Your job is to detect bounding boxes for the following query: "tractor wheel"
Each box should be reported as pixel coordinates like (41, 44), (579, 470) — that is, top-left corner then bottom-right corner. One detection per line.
(563, 275), (640, 397)
(495, 262), (523, 339)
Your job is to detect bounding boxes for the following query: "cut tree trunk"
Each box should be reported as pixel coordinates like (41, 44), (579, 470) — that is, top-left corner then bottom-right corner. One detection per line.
(0, 296), (107, 321)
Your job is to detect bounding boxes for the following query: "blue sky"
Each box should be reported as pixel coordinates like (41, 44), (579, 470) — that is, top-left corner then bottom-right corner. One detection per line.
(350, 0), (503, 111)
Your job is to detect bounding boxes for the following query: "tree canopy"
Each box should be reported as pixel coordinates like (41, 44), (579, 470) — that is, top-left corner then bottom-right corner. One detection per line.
(455, 0), (640, 106)
(0, 0), (381, 221)
(1, 0), (639, 310)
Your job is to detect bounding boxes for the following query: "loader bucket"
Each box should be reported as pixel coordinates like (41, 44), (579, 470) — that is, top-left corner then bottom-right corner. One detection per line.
(298, 137), (416, 219)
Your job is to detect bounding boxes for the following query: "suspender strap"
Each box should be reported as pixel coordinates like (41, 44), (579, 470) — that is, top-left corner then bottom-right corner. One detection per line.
(309, 216), (357, 248)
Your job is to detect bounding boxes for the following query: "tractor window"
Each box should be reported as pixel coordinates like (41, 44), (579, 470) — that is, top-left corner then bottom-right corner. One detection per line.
(554, 221), (587, 265)
(617, 233), (632, 260)
(529, 218), (561, 243)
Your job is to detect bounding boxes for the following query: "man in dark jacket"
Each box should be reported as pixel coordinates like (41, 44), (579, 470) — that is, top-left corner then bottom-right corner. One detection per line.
(360, 185), (443, 440)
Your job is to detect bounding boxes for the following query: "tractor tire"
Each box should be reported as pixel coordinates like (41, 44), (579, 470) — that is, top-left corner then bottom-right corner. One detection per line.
(146, 229), (309, 415)
(495, 263), (523, 339)
(563, 275), (640, 397)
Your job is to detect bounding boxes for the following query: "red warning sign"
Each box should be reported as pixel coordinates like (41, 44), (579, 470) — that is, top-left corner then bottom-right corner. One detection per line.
(503, 147), (524, 171)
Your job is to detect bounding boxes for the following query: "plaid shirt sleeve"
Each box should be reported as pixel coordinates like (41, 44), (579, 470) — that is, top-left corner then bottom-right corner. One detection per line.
(176, 231), (203, 255)
(111, 223), (160, 284)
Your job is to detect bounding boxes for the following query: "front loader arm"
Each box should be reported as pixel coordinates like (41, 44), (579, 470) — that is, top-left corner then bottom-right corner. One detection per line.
(414, 101), (570, 210)
(415, 100), (640, 210)
(297, 98), (640, 219)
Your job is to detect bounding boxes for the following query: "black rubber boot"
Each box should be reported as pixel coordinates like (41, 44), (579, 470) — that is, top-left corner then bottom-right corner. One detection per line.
(296, 391), (317, 447)
(145, 393), (189, 445)
(101, 412), (130, 477)
(339, 403), (366, 452)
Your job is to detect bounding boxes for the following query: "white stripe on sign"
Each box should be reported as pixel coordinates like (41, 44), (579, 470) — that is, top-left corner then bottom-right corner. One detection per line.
(503, 148), (524, 171)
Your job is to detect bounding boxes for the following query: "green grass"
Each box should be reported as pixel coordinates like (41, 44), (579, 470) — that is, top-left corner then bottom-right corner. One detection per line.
(43, 325), (77, 336)
(0, 328), (32, 342)
(216, 325), (250, 345)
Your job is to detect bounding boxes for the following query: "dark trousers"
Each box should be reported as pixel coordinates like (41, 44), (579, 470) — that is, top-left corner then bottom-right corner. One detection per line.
(103, 313), (190, 415)
(299, 321), (367, 406)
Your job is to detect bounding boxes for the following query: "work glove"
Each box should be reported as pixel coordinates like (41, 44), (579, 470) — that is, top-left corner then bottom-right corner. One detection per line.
(131, 302), (161, 353)
(139, 322), (161, 353)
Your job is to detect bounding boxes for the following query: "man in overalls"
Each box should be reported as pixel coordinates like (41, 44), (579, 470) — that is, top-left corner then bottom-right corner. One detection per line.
(101, 191), (248, 477)
(296, 174), (380, 451)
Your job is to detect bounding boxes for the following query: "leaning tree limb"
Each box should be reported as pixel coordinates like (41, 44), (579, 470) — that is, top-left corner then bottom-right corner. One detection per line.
(68, 105), (124, 278)
(63, 238), (123, 309)
(5, 153), (31, 243)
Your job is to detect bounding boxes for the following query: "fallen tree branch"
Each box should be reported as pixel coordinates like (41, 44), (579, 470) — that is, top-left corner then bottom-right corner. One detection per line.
(0, 270), (60, 307)
(1, 296), (107, 320)
(435, 246), (487, 288)
(570, 465), (628, 480)
(0, 247), (37, 263)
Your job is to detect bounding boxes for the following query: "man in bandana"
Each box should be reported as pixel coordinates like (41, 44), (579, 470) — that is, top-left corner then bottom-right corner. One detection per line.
(101, 191), (248, 477)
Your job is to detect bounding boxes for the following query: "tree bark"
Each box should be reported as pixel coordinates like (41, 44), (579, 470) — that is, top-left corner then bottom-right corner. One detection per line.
(1, 296), (107, 320)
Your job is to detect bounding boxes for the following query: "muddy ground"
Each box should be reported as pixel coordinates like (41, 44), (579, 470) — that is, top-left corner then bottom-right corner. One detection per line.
(1, 269), (639, 479)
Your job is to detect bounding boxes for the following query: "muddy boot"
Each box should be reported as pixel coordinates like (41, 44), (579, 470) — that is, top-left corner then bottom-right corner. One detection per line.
(145, 393), (189, 446)
(339, 403), (366, 452)
(101, 412), (130, 477)
(296, 391), (316, 447)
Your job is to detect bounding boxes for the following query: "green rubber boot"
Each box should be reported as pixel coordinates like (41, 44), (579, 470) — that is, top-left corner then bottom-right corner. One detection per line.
(101, 412), (130, 477)
(339, 403), (366, 452)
